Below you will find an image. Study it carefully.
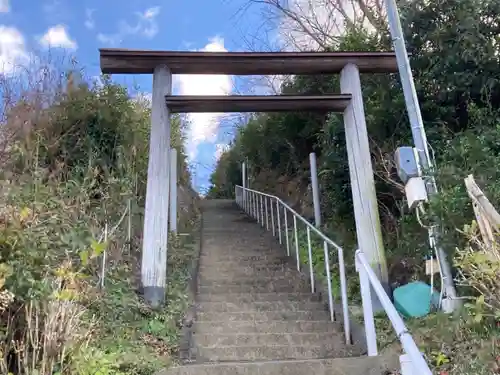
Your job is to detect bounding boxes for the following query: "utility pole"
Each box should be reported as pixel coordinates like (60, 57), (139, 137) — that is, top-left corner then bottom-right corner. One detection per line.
(384, 0), (459, 311)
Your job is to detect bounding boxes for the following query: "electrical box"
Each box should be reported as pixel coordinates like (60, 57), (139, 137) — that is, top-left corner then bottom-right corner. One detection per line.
(395, 146), (421, 184)
(405, 176), (428, 210)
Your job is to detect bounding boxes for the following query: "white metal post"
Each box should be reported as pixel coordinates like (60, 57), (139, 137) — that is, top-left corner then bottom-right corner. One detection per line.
(323, 241), (335, 322)
(340, 63), (389, 306)
(242, 163), (247, 211)
(284, 208), (290, 256)
(293, 215), (300, 271)
(169, 148), (178, 234)
(309, 152), (321, 227)
(338, 248), (351, 345)
(271, 200), (275, 236)
(265, 197), (269, 230)
(276, 199), (282, 244)
(306, 227), (314, 292)
(141, 65), (171, 308)
(356, 254), (378, 356)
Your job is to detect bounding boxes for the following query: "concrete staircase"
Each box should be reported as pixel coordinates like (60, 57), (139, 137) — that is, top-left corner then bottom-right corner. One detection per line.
(164, 200), (398, 375)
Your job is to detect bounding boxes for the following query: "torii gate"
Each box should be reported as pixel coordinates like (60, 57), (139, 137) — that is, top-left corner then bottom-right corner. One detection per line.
(99, 49), (398, 307)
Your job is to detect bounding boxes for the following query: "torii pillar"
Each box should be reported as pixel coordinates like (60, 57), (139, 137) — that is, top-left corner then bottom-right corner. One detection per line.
(341, 63), (389, 304)
(141, 65), (172, 307)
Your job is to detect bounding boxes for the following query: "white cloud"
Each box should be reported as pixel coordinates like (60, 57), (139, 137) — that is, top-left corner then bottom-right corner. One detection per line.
(175, 37), (233, 161)
(214, 143), (230, 161)
(0, 26), (27, 75)
(0, 0), (10, 13)
(39, 25), (77, 50)
(85, 9), (95, 30)
(97, 6), (160, 46)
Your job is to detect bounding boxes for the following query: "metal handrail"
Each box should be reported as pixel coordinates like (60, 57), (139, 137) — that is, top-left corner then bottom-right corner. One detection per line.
(235, 185), (351, 346)
(235, 185), (433, 375)
(355, 249), (432, 375)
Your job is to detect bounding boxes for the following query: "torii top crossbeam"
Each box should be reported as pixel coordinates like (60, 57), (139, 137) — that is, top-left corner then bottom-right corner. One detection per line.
(99, 49), (398, 75)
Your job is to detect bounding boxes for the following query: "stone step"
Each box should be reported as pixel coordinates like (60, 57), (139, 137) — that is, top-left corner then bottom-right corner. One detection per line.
(198, 278), (310, 291)
(201, 253), (286, 260)
(196, 292), (321, 303)
(198, 267), (303, 279)
(194, 332), (342, 348)
(197, 275), (309, 286)
(197, 284), (311, 294)
(198, 261), (292, 270)
(200, 252), (288, 266)
(199, 277), (309, 287)
(160, 356), (399, 375)
(197, 309), (329, 322)
(197, 301), (326, 313)
(198, 282), (310, 294)
(194, 319), (339, 335)
(196, 342), (353, 361)
(198, 263), (291, 272)
(199, 255), (289, 263)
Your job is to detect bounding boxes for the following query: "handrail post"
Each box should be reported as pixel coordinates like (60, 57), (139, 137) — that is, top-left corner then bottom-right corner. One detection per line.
(254, 192), (258, 220)
(276, 198), (282, 244)
(338, 248), (351, 345)
(247, 189), (250, 214)
(271, 200), (275, 236)
(248, 190), (251, 216)
(252, 192), (256, 219)
(242, 163), (246, 210)
(259, 195), (263, 226)
(306, 227), (314, 293)
(256, 193), (260, 224)
(265, 197), (269, 230)
(293, 215), (300, 271)
(323, 241), (335, 322)
(356, 252), (378, 356)
(284, 207), (290, 256)
(249, 191), (252, 216)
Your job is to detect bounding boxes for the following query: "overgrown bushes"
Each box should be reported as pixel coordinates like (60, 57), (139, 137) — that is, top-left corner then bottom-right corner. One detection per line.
(0, 59), (196, 374)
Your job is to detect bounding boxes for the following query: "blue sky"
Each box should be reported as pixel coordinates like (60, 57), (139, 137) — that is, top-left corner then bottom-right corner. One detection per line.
(0, 0), (280, 193)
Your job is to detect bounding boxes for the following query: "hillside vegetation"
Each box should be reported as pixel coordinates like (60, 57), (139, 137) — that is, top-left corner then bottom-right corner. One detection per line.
(208, 0), (500, 373)
(0, 64), (199, 374)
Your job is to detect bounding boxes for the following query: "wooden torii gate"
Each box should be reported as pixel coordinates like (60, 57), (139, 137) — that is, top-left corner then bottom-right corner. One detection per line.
(100, 49), (398, 307)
